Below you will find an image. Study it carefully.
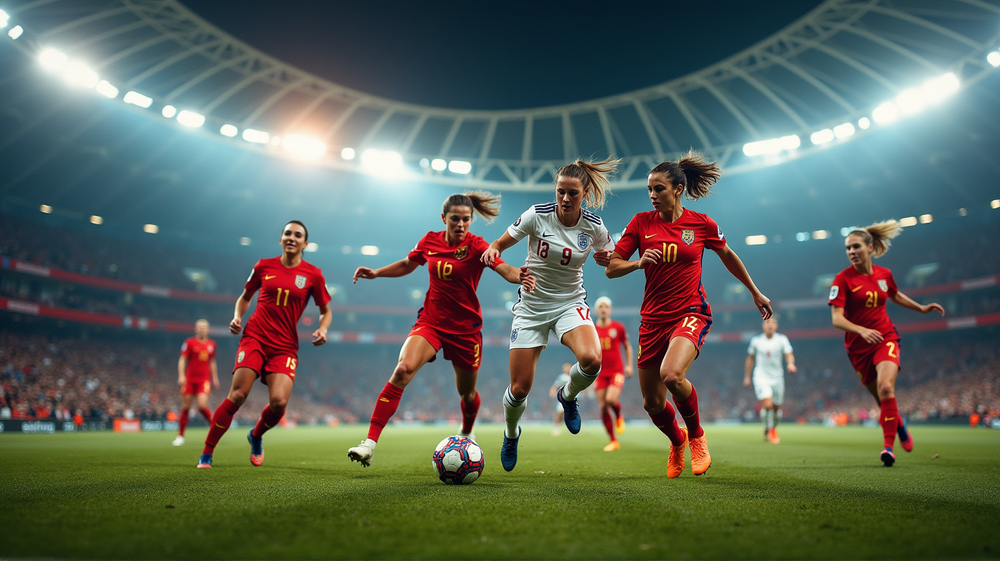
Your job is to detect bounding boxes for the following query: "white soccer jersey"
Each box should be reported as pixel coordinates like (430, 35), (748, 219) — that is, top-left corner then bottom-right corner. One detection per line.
(748, 333), (793, 381)
(506, 203), (614, 313)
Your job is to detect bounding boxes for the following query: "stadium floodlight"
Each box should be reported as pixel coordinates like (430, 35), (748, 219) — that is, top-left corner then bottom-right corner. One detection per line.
(305, 242), (318, 252)
(779, 135), (800, 150)
(959, 208), (967, 216)
(220, 124), (238, 137)
(0, 9), (8, 28)
(176, 110), (205, 128)
(895, 88), (925, 115)
(341, 147), (356, 160)
(742, 138), (782, 157)
(360, 245), (379, 256)
(795, 232), (809, 242)
(858, 117), (871, 130)
(833, 123), (855, 139)
(62, 61), (99, 88)
(899, 216), (918, 227)
(419, 158), (430, 169)
(241, 128), (269, 144)
(745, 235), (767, 246)
(810, 129), (834, 145)
(448, 160), (472, 174)
(161, 105), (177, 118)
(431, 158), (448, 171)
(360, 149), (404, 172)
(40, 204), (52, 214)
(95, 80), (118, 99)
(270, 136), (282, 146)
(123, 91), (153, 108)
(919, 214), (932, 224)
(920, 73), (960, 104)
(872, 101), (900, 125)
(90, 215), (103, 225)
(989, 52), (1000, 68)
(812, 230), (829, 240)
(39, 48), (68, 71)
(840, 227), (855, 237)
(991, 199), (999, 209)
(8, 25), (22, 39)
(239, 237), (251, 246)
(143, 224), (158, 234)
(283, 134), (326, 160)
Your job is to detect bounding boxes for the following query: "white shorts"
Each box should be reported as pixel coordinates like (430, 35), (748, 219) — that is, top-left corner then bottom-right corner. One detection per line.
(509, 301), (593, 349)
(753, 378), (785, 405)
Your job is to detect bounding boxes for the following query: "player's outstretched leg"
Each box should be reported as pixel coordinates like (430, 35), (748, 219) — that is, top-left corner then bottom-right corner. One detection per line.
(247, 429), (264, 466)
(460, 391), (481, 438)
(198, 398), (240, 468)
(501, 427), (521, 472)
(248, 404), (284, 466)
(559, 363), (598, 434)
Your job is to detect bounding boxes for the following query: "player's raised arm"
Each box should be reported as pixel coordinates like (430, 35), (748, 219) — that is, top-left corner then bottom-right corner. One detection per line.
(890, 291), (945, 316)
(353, 258), (419, 284)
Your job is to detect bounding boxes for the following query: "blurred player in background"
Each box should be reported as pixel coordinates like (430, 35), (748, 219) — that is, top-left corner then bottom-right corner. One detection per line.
(482, 158), (617, 472)
(744, 317), (795, 444)
(347, 193), (534, 467)
(829, 220), (944, 466)
(593, 297), (633, 451)
(197, 220), (331, 469)
(549, 363), (572, 436)
(606, 152), (771, 478)
(172, 319), (219, 446)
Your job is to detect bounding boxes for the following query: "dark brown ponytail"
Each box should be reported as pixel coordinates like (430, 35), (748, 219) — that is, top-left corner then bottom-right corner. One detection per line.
(650, 150), (721, 200)
(442, 191), (501, 223)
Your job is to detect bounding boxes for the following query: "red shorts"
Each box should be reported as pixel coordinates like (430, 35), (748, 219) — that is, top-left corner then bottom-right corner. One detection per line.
(636, 314), (712, 370)
(234, 337), (298, 384)
(595, 371), (625, 391)
(848, 339), (901, 386)
(410, 322), (482, 372)
(181, 380), (211, 396)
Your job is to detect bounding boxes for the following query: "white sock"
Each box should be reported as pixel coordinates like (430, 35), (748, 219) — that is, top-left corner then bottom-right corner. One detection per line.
(766, 409), (775, 430)
(775, 408), (782, 428)
(561, 362), (599, 400)
(503, 386), (526, 439)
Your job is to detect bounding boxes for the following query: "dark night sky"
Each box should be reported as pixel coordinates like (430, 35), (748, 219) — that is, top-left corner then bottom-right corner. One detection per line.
(186, 1), (822, 109)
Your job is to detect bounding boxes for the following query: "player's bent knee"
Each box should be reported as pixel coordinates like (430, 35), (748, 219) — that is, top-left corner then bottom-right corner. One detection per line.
(509, 384), (530, 401)
(390, 364), (417, 387)
(228, 389), (249, 405)
(579, 353), (601, 374)
(659, 368), (686, 387)
(642, 398), (666, 414)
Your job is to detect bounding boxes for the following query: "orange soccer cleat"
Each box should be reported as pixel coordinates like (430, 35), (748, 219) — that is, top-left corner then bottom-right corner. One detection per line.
(603, 440), (621, 452)
(615, 415), (625, 435)
(768, 428), (781, 444)
(667, 428), (688, 478)
(689, 433), (712, 476)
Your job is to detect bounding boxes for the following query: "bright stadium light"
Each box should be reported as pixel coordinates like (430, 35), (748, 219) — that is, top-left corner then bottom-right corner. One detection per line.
(745, 235), (767, 246)
(283, 135), (326, 160)
(95, 80), (118, 99)
(833, 122), (855, 139)
(360, 245), (379, 256)
(872, 101), (900, 125)
(812, 230), (829, 240)
(779, 135), (800, 150)
(161, 105), (177, 118)
(239, 237), (251, 246)
(242, 128), (270, 144)
(90, 215), (103, 225)
(123, 91), (153, 108)
(8, 25), (23, 40)
(989, 52), (1000, 68)
(341, 147), (356, 160)
(431, 158), (448, 171)
(270, 136), (282, 146)
(143, 224), (158, 234)
(959, 208), (967, 216)
(360, 149), (404, 172)
(899, 216), (918, 227)
(39, 48), (68, 71)
(990, 199), (999, 209)
(419, 158), (430, 169)
(448, 160), (472, 174)
(305, 242), (318, 252)
(921, 73), (960, 105)
(62, 61), (99, 88)
(742, 138), (781, 157)
(795, 232), (809, 242)
(919, 214), (932, 224)
(0, 9), (8, 28)
(810, 129), (834, 145)
(40, 204), (52, 214)
(858, 117), (871, 130)
(895, 88), (925, 115)
(220, 124), (238, 137)
(176, 110), (205, 128)
(840, 227), (855, 237)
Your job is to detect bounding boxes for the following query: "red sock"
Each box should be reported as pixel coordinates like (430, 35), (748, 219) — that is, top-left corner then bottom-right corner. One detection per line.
(880, 397), (899, 448)
(202, 398), (240, 455)
(673, 384), (704, 439)
(601, 409), (617, 441)
(648, 403), (685, 446)
(198, 407), (212, 422)
(460, 392), (481, 435)
(367, 382), (404, 442)
(178, 410), (189, 437)
(252, 405), (285, 438)
(612, 402), (622, 419)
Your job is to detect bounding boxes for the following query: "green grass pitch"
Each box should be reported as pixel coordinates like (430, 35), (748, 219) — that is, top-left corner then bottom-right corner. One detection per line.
(1, 424), (998, 559)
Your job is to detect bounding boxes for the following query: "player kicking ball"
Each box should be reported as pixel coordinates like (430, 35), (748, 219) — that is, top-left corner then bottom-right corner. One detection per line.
(744, 317), (796, 444)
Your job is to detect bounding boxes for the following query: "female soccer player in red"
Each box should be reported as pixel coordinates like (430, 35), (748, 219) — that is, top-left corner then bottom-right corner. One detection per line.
(829, 221), (944, 466)
(197, 220), (331, 468)
(606, 152), (771, 478)
(482, 159), (617, 472)
(593, 297), (633, 451)
(173, 319), (219, 446)
(347, 192), (534, 467)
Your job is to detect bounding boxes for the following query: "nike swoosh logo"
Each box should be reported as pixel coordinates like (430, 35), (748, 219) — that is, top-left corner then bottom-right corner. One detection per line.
(884, 417), (895, 422)
(644, 234), (657, 239)
(379, 398), (390, 403)
(215, 423), (225, 428)
(540, 232), (553, 238)
(427, 251), (438, 255)
(850, 285), (862, 292)
(264, 275), (276, 280)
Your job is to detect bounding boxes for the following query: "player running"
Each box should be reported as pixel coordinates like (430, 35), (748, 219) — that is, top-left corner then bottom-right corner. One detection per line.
(347, 192), (535, 467)
(744, 317), (796, 444)
(549, 363), (572, 436)
(605, 152), (771, 478)
(593, 297), (633, 451)
(172, 319), (219, 446)
(482, 158), (617, 472)
(829, 220), (944, 467)
(197, 220), (331, 468)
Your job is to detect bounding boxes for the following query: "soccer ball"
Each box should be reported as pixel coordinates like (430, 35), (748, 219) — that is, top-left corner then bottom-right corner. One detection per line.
(432, 435), (485, 485)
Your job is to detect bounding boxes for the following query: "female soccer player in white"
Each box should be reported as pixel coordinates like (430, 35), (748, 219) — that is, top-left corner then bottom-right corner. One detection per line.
(744, 317), (796, 444)
(482, 158), (618, 472)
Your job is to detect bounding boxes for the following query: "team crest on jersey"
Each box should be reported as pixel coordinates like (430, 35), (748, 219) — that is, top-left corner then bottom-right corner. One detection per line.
(238, 351), (245, 363)
(577, 233), (591, 250)
(454, 246), (468, 261)
(829, 285), (839, 300)
(295, 275), (307, 289)
(510, 329), (519, 342)
(609, 328), (618, 339)
(681, 229), (695, 246)
(717, 225), (724, 240)
(878, 279), (888, 292)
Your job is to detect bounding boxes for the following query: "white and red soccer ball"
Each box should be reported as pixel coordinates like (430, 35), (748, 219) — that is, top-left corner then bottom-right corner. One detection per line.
(432, 435), (484, 485)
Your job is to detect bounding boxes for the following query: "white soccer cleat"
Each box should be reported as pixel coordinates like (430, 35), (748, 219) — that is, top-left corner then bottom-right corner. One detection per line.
(171, 436), (185, 446)
(347, 440), (375, 467)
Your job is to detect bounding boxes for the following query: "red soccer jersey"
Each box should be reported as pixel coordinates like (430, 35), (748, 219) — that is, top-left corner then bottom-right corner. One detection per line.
(241, 257), (331, 353)
(828, 264), (899, 353)
(613, 209), (727, 323)
(595, 320), (629, 375)
(407, 231), (503, 335)
(180, 337), (216, 383)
